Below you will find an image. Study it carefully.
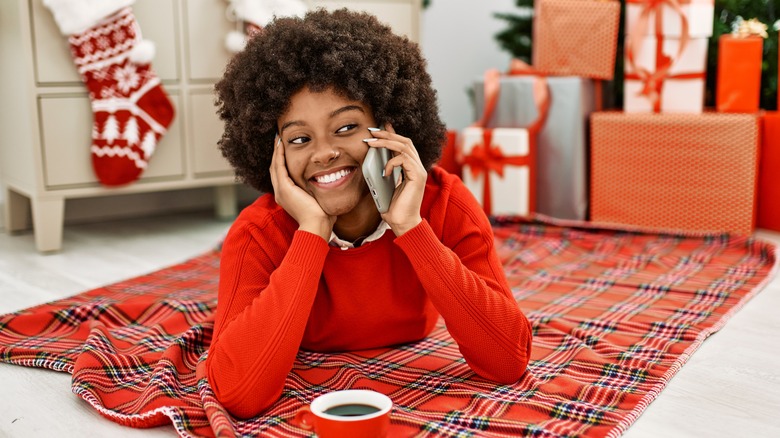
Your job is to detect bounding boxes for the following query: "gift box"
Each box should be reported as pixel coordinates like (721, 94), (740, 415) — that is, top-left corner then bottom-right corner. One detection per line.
(625, 0), (714, 38)
(716, 35), (764, 113)
(460, 127), (534, 217)
(590, 112), (759, 235)
(624, 37), (708, 113)
(532, 0), (620, 80)
(623, 0), (713, 113)
(758, 113), (780, 231)
(436, 130), (462, 178)
(474, 76), (595, 220)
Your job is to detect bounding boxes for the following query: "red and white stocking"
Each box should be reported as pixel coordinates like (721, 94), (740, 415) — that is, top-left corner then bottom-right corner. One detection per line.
(44, 0), (175, 186)
(224, 0), (307, 52)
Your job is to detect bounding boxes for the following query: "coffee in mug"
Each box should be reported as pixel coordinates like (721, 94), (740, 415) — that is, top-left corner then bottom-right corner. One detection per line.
(295, 389), (392, 438)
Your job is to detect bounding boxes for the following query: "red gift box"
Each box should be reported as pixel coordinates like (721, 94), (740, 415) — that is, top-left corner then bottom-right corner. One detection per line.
(436, 130), (462, 178)
(590, 112), (759, 234)
(716, 35), (763, 113)
(758, 112), (780, 231)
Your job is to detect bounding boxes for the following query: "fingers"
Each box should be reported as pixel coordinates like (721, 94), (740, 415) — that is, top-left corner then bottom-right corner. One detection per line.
(362, 124), (425, 184)
(269, 136), (281, 187)
(365, 123), (420, 160)
(270, 135), (291, 193)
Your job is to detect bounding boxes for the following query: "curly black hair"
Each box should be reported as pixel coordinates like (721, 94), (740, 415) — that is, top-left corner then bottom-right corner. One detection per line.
(214, 8), (447, 194)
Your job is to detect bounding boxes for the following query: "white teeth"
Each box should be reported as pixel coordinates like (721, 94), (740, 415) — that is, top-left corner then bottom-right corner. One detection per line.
(314, 168), (351, 184)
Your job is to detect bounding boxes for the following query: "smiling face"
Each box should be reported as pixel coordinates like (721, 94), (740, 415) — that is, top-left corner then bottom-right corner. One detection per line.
(278, 86), (379, 222)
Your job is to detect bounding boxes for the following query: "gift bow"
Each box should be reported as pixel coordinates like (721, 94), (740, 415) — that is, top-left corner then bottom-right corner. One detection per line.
(625, 0), (693, 111)
(462, 130), (532, 216)
(474, 59), (551, 133)
(734, 17), (768, 38)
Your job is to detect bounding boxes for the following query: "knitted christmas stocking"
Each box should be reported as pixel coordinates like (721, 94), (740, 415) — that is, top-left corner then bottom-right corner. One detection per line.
(225, 0), (307, 52)
(44, 0), (175, 186)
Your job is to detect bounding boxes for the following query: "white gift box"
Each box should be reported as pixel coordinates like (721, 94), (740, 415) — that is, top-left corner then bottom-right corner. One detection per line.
(625, 0), (714, 38)
(460, 127), (533, 217)
(624, 36), (709, 113)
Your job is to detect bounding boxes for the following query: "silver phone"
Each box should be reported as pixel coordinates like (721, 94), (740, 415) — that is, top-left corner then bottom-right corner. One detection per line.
(362, 146), (397, 213)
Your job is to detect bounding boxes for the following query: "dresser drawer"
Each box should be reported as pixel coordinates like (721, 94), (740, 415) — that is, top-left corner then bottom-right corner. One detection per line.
(39, 93), (185, 188)
(183, 0), (234, 82)
(30, 0), (180, 85)
(189, 90), (233, 175)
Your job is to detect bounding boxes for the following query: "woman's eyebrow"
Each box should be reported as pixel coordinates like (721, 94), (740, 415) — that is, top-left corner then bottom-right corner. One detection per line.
(330, 105), (365, 118)
(280, 105), (365, 134)
(279, 120), (305, 134)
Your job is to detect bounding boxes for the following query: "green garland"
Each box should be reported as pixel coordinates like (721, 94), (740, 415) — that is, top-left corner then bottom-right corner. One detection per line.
(494, 0), (779, 110)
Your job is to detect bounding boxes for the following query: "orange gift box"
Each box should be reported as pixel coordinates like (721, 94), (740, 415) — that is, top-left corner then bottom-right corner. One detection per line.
(758, 112), (780, 231)
(716, 35), (763, 113)
(532, 0), (620, 80)
(590, 112), (759, 234)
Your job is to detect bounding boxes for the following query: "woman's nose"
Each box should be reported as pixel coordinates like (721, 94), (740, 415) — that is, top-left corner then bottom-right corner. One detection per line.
(312, 141), (340, 164)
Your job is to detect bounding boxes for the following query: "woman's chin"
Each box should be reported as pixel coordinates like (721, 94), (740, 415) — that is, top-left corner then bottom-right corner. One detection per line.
(317, 199), (358, 217)
(317, 193), (375, 218)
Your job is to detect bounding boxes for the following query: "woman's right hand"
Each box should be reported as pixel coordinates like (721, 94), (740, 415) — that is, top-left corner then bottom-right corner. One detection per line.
(270, 136), (335, 240)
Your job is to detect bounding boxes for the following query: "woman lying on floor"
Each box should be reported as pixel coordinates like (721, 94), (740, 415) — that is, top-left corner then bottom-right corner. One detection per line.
(203, 8), (533, 419)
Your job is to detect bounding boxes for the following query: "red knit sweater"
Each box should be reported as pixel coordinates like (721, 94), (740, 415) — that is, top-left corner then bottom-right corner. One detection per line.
(205, 167), (532, 419)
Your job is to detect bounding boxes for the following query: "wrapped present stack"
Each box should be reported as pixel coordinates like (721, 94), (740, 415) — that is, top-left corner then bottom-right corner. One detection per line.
(459, 0), (621, 221)
(455, 0), (778, 235)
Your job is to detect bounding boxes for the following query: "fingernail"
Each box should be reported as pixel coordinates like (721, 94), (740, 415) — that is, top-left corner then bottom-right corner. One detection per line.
(363, 138), (378, 143)
(368, 127), (381, 132)
(382, 169), (386, 177)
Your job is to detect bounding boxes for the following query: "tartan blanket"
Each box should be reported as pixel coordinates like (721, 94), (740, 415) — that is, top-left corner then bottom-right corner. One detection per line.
(0, 218), (776, 437)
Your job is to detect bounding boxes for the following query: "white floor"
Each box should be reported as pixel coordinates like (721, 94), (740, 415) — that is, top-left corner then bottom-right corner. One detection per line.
(0, 211), (778, 437)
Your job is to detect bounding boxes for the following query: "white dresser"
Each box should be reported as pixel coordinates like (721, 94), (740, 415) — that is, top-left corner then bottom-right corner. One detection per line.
(0, 0), (420, 252)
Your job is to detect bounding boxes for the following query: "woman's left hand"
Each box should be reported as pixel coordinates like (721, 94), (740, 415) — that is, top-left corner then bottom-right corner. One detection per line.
(368, 123), (425, 236)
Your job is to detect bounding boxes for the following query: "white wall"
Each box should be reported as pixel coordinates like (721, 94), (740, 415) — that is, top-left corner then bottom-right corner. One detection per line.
(421, 0), (518, 130)
(0, 1), (518, 231)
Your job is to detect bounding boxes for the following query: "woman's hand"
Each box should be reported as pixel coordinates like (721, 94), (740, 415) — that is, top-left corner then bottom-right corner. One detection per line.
(369, 124), (425, 236)
(270, 136), (335, 240)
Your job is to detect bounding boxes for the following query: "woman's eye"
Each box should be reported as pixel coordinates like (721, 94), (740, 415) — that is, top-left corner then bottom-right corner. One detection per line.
(336, 124), (358, 134)
(289, 136), (309, 145)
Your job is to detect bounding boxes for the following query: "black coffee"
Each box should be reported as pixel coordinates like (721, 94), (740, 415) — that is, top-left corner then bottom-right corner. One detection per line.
(323, 403), (381, 417)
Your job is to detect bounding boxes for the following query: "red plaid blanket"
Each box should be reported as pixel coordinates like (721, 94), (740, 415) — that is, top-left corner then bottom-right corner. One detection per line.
(0, 219), (776, 437)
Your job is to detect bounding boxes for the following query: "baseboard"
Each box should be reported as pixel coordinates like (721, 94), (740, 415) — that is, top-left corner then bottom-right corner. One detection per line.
(0, 185), (260, 233)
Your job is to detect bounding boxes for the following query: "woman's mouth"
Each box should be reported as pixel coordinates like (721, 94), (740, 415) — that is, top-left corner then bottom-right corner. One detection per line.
(311, 167), (354, 185)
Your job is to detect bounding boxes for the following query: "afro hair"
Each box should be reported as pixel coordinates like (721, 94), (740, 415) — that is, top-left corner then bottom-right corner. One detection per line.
(214, 7), (447, 194)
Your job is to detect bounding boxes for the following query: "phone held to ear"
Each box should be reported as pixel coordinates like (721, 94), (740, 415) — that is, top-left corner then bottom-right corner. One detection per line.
(362, 147), (400, 213)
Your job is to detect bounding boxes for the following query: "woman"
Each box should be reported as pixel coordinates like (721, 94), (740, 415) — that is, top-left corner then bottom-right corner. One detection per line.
(205, 8), (532, 419)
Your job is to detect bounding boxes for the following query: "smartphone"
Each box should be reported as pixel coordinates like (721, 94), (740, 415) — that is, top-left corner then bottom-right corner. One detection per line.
(362, 146), (397, 213)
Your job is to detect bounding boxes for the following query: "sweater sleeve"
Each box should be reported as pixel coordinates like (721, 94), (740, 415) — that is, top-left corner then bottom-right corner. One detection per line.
(205, 222), (329, 419)
(393, 192), (532, 383)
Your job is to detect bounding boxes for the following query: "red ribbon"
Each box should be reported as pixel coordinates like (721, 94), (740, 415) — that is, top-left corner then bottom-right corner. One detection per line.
(625, 0), (693, 111)
(462, 130), (532, 216)
(473, 60), (551, 133)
